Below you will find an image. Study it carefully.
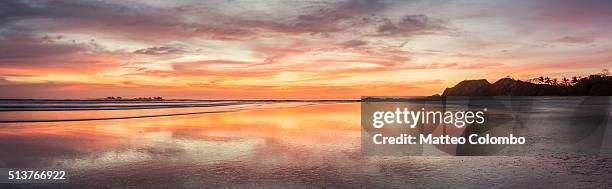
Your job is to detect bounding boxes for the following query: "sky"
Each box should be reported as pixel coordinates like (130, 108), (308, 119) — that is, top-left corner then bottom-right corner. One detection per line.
(0, 0), (610, 99)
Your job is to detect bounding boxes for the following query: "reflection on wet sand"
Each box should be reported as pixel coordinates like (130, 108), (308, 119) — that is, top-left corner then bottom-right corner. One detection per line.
(1, 103), (611, 188)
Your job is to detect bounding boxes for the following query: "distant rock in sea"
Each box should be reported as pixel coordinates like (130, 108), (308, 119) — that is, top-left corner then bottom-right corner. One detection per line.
(442, 75), (611, 96)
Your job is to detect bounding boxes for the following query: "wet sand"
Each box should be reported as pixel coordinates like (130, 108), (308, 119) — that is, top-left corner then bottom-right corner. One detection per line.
(0, 102), (611, 188)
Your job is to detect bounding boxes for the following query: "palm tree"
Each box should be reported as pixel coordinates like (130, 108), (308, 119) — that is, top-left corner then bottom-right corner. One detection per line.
(538, 76), (545, 84)
(561, 77), (570, 86)
(601, 69), (610, 76)
(571, 76), (579, 84)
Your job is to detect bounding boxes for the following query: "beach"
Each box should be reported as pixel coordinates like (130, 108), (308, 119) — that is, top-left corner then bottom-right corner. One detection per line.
(0, 100), (611, 188)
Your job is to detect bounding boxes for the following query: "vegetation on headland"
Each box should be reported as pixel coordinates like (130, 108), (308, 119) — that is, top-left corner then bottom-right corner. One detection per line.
(441, 69), (610, 96)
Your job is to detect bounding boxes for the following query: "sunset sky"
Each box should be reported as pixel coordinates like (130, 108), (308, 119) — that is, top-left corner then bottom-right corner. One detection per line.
(0, 0), (610, 99)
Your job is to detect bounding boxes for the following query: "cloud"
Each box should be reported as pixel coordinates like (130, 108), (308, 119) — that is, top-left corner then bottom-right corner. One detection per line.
(0, 32), (85, 60)
(0, 0), (447, 43)
(284, 0), (387, 33)
(230, 0), (387, 34)
(493, 0), (612, 38)
(133, 46), (184, 55)
(534, 0), (612, 21)
(0, 0), (253, 41)
(0, 0), (388, 42)
(194, 26), (255, 40)
(168, 60), (275, 77)
(555, 36), (595, 44)
(0, 28), (121, 71)
(376, 14), (447, 36)
(340, 40), (368, 47)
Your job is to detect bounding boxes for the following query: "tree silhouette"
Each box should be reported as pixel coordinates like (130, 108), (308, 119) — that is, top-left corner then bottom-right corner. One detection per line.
(561, 77), (570, 86)
(601, 69), (610, 76)
(538, 76), (545, 84)
(571, 76), (579, 84)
